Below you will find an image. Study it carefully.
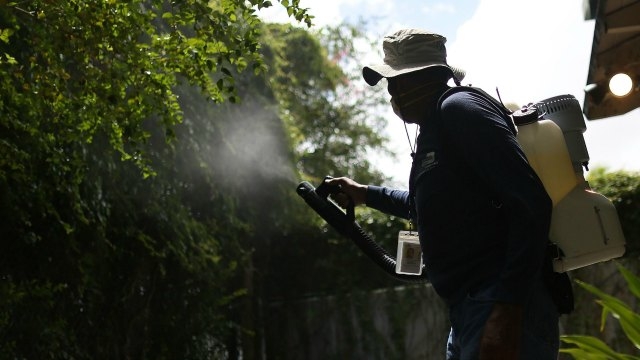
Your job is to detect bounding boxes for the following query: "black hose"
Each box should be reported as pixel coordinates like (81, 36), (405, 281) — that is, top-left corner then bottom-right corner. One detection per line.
(296, 178), (428, 283)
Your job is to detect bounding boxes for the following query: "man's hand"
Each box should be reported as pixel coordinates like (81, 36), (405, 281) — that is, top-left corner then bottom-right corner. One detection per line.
(324, 177), (368, 208)
(479, 303), (524, 360)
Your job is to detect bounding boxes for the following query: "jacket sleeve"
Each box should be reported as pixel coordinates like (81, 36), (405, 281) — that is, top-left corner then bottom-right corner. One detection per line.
(365, 185), (411, 220)
(440, 91), (552, 304)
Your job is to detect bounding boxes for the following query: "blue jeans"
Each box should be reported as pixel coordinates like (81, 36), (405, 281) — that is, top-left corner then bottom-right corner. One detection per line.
(445, 277), (559, 360)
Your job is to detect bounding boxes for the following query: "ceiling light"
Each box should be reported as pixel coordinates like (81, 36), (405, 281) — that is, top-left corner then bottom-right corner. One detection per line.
(608, 73), (633, 97)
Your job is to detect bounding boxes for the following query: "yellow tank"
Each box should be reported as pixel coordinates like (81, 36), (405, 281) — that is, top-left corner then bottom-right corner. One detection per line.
(513, 106), (579, 206)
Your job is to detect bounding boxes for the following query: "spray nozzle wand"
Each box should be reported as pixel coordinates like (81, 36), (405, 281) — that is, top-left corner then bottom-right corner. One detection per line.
(296, 177), (427, 283)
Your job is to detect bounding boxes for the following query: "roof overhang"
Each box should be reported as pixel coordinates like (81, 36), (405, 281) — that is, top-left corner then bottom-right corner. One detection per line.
(582, 0), (640, 120)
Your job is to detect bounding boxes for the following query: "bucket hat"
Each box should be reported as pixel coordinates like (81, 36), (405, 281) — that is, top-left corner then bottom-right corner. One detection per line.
(363, 29), (465, 86)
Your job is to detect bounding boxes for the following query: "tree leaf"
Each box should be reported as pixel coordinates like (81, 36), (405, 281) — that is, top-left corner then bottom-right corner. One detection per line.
(560, 335), (632, 360)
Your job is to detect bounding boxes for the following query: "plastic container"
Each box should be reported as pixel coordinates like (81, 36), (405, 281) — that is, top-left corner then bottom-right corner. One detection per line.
(513, 106), (580, 205)
(549, 186), (626, 272)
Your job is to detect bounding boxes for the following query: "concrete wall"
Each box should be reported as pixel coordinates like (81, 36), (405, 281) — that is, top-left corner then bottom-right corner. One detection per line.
(264, 259), (638, 359)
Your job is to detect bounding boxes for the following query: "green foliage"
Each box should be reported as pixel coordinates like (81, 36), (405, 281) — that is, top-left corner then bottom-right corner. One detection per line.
(561, 263), (640, 359)
(0, 1), (313, 358)
(0, 0), (309, 176)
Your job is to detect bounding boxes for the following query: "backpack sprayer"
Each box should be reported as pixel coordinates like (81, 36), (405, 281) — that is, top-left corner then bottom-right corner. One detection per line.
(296, 177), (428, 282)
(515, 94), (626, 272)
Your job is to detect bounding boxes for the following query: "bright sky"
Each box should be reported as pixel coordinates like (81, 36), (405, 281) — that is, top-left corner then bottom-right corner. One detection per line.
(261, 0), (640, 186)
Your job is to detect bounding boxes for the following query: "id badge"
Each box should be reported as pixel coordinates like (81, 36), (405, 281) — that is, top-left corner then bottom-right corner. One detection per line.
(395, 231), (423, 275)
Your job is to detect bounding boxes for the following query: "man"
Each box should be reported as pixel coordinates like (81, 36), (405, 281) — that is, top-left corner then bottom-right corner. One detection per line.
(327, 29), (568, 359)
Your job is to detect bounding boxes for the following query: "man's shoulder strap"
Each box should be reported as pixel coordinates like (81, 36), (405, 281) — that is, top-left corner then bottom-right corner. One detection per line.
(436, 85), (512, 118)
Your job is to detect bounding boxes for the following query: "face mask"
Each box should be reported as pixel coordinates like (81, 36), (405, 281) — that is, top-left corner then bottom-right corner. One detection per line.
(390, 82), (447, 122)
(390, 97), (404, 120)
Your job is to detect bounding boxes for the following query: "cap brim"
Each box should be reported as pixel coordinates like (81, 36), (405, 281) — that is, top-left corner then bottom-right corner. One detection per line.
(362, 63), (465, 86)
